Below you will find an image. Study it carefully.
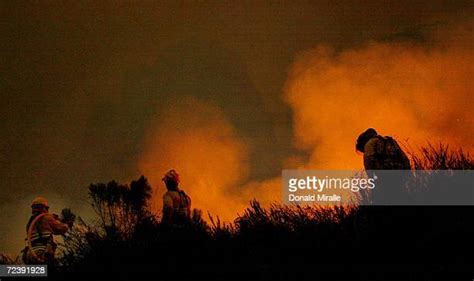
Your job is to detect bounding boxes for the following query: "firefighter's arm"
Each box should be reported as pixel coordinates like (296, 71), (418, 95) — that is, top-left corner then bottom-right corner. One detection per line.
(46, 214), (69, 235)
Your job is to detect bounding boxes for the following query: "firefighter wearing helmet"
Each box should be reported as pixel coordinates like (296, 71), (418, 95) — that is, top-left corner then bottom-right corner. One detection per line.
(356, 128), (411, 170)
(162, 170), (191, 225)
(356, 128), (412, 204)
(22, 197), (71, 264)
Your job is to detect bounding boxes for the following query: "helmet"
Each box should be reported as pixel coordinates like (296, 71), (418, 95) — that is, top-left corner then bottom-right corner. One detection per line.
(162, 169), (180, 184)
(356, 128), (378, 153)
(31, 197), (49, 208)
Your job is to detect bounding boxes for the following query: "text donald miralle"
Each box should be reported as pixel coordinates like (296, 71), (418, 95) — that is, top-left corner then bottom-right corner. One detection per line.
(285, 175), (376, 203)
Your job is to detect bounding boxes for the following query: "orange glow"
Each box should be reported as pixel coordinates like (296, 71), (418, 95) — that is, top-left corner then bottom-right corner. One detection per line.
(139, 97), (250, 221)
(285, 21), (473, 170)
(139, 21), (473, 221)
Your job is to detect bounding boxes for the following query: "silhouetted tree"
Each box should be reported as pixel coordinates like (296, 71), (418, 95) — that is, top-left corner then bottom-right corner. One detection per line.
(127, 175), (152, 222)
(88, 176), (152, 238)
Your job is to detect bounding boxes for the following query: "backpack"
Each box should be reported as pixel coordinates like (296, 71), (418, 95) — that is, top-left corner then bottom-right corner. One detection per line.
(177, 190), (191, 218)
(376, 136), (411, 170)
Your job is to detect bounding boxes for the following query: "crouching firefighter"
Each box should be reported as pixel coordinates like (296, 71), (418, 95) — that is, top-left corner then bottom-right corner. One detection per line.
(356, 128), (412, 204)
(162, 169), (191, 226)
(22, 197), (71, 264)
(356, 128), (411, 171)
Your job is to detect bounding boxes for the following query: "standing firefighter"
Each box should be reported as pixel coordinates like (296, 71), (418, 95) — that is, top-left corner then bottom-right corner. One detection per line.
(356, 128), (411, 204)
(22, 197), (71, 264)
(162, 169), (191, 225)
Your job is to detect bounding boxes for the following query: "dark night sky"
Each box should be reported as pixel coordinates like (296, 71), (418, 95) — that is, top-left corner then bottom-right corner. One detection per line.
(1, 1), (472, 254)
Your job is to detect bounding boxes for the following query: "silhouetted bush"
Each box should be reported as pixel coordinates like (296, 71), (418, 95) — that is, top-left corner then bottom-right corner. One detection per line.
(0, 254), (20, 265)
(88, 175), (152, 238)
(409, 143), (473, 170)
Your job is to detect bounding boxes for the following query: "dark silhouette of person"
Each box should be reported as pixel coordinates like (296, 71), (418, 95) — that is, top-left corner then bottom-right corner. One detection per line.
(356, 128), (411, 170)
(356, 128), (411, 204)
(162, 169), (191, 225)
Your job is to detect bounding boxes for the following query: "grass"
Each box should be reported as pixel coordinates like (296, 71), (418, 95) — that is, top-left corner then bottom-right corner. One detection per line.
(1, 143), (473, 281)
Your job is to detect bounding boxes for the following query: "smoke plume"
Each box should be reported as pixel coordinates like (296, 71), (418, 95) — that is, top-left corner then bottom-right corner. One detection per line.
(285, 21), (473, 170)
(138, 97), (250, 220)
(139, 21), (473, 221)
